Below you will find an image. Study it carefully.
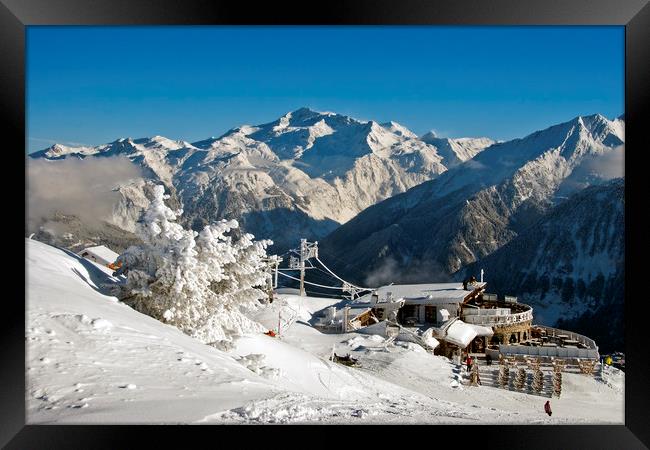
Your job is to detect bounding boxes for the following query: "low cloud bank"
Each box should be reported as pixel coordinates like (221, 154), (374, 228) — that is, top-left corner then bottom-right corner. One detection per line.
(364, 256), (453, 287)
(27, 156), (142, 233)
(581, 145), (625, 180)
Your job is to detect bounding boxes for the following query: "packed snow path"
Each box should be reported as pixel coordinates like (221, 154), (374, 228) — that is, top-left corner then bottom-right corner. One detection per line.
(26, 239), (623, 424)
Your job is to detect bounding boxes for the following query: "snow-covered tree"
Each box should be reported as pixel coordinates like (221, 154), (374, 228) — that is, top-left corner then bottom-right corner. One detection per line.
(117, 185), (272, 344)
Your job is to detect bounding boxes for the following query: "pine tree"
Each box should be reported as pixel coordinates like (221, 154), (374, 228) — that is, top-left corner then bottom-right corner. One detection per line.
(532, 369), (544, 393)
(117, 185), (272, 344)
(553, 370), (562, 397)
(515, 368), (527, 390)
(498, 364), (510, 388)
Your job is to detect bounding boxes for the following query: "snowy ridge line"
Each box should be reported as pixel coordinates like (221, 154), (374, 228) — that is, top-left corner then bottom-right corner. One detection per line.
(322, 113), (624, 284)
(29, 106), (478, 252)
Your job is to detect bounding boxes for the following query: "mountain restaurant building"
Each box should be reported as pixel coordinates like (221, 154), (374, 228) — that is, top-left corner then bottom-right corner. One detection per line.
(313, 278), (599, 361)
(365, 281), (535, 357)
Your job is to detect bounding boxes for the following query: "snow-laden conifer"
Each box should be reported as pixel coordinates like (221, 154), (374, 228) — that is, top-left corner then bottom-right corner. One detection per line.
(117, 185), (271, 344)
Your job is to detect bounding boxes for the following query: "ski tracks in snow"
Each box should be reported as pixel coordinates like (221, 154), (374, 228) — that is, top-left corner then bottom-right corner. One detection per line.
(198, 390), (481, 424)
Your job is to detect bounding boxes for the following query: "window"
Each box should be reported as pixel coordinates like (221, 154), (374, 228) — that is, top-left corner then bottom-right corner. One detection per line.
(397, 305), (418, 325)
(425, 305), (437, 323)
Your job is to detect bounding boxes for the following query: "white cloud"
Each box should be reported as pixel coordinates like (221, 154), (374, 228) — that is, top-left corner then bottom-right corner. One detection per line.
(27, 156), (142, 233)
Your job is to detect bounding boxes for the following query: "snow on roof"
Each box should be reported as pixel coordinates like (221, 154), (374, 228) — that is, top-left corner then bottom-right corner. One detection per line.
(465, 323), (494, 337)
(443, 320), (478, 348)
(373, 282), (486, 304)
(421, 328), (440, 350)
(78, 245), (120, 263)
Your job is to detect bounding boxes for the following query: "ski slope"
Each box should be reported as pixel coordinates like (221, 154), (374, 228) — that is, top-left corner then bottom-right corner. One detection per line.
(26, 238), (623, 424)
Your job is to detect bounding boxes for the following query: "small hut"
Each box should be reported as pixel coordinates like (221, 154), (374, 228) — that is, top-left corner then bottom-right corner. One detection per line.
(77, 245), (120, 267)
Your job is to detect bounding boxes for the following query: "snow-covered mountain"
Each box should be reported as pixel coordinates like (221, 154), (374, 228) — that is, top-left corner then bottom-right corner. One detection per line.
(421, 132), (495, 168)
(31, 136), (195, 187)
(30, 108), (493, 250)
(320, 113), (624, 284)
(459, 178), (624, 352)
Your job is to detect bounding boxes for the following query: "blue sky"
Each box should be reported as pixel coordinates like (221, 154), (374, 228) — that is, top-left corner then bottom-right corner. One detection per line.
(26, 26), (624, 153)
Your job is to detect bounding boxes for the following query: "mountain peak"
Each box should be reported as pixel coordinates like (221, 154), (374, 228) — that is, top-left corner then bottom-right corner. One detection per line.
(30, 142), (96, 159)
(284, 107), (326, 122)
(570, 113), (624, 145)
(48, 143), (67, 153)
(138, 135), (190, 150)
(291, 106), (318, 115)
(381, 121), (417, 139)
(572, 112), (609, 127)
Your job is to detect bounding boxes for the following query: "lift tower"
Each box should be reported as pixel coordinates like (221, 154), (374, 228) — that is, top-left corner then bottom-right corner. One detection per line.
(293, 238), (318, 296)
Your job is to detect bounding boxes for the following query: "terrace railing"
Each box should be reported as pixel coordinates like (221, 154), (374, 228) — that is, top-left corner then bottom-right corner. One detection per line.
(532, 324), (599, 351)
(462, 307), (533, 326)
(499, 344), (599, 360)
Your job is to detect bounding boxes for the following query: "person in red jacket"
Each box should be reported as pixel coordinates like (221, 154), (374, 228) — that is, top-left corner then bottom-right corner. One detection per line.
(466, 355), (473, 373)
(544, 400), (552, 416)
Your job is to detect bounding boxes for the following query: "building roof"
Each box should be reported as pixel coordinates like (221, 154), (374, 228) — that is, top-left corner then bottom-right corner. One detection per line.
(465, 323), (494, 337)
(421, 328), (440, 349)
(371, 282), (486, 304)
(78, 245), (120, 264)
(443, 320), (478, 347)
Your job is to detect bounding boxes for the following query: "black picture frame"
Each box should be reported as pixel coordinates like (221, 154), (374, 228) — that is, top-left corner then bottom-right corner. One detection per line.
(4, 0), (649, 448)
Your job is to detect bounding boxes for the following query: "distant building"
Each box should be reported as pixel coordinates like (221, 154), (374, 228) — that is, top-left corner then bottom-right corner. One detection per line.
(77, 245), (120, 268)
(365, 281), (500, 357)
(314, 280), (599, 362)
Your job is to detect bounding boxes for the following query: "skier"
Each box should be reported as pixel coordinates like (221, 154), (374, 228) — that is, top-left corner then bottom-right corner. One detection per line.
(466, 355), (473, 373)
(544, 400), (552, 417)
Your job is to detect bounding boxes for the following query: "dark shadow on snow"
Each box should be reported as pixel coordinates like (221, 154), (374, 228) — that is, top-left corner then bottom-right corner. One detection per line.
(58, 247), (120, 296)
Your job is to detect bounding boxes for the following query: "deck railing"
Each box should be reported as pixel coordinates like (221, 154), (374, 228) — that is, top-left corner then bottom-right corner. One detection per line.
(532, 324), (598, 351)
(499, 344), (599, 360)
(498, 324), (600, 360)
(462, 307), (533, 326)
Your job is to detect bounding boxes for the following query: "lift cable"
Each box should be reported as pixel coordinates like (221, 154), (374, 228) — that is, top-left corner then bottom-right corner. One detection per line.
(314, 256), (374, 291)
(277, 271), (349, 290)
(316, 247), (374, 283)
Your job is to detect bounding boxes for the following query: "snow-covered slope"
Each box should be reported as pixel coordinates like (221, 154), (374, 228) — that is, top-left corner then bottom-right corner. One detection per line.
(459, 178), (624, 352)
(421, 132), (495, 168)
(30, 108), (494, 251)
(27, 238), (623, 424)
(27, 238), (269, 423)
(321, 113), (624, 283)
